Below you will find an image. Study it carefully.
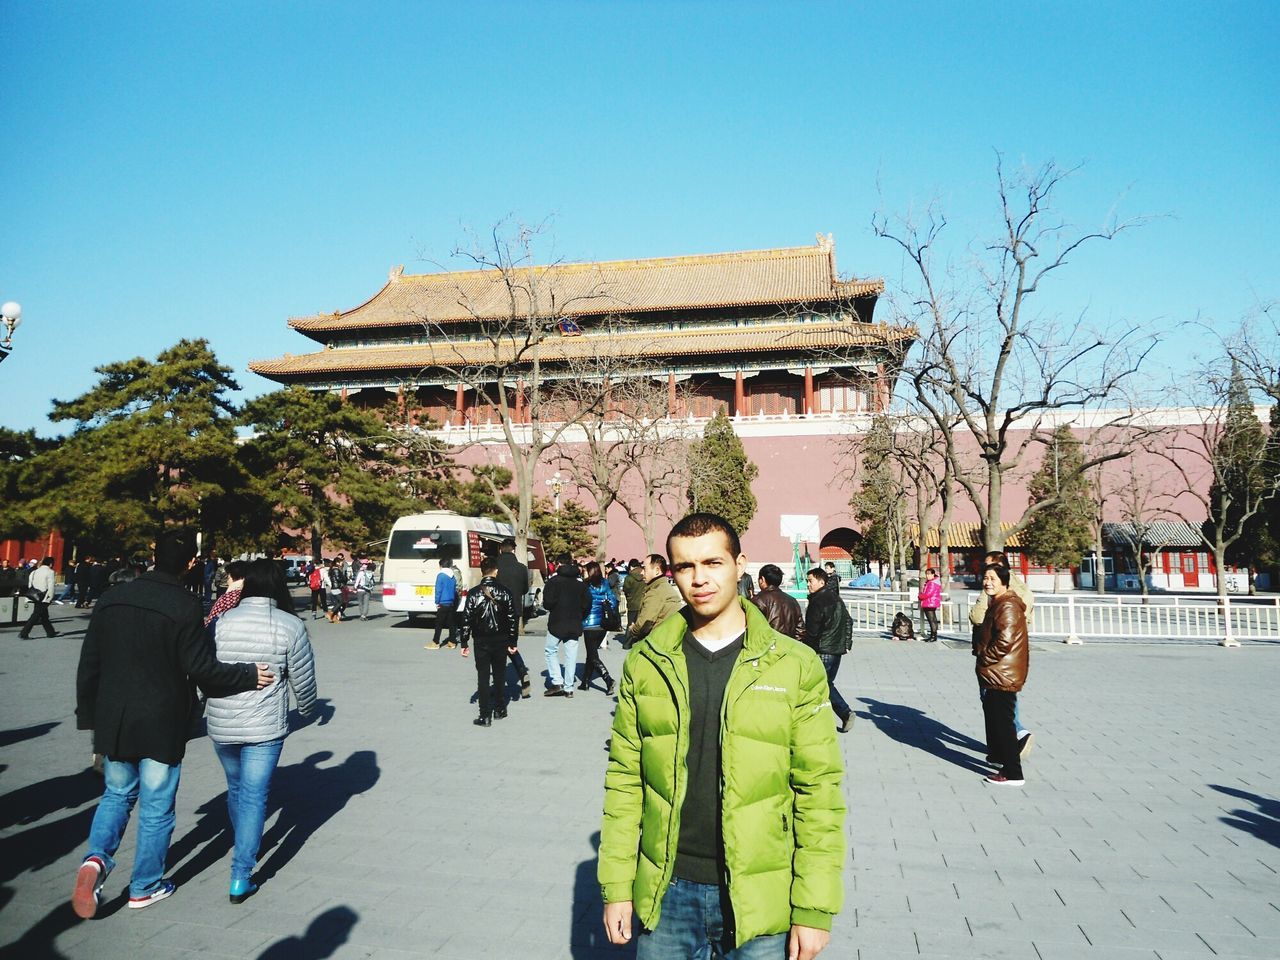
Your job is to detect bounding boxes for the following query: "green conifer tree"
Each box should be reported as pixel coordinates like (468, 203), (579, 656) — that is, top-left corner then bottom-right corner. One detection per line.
(685, 411), (759, 535)
(1021, 426), (1094, 592)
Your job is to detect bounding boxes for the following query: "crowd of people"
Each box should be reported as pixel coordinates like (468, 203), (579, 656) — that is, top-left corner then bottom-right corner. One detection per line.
(52, 515), (1034, 960)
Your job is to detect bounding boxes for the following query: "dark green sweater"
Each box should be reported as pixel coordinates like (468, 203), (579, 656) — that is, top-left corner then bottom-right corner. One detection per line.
(674, 632), (745, 884)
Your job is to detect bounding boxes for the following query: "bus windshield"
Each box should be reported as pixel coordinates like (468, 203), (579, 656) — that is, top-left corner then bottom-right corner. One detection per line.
(387, 529), (463, 562)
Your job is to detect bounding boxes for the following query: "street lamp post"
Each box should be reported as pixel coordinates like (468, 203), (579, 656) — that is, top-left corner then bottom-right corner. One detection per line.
(545, 471), (564, 557)
(0, 302), (22, 364)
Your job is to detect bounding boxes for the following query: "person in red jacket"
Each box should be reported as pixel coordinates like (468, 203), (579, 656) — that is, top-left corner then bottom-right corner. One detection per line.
(918, 567), (943, 642)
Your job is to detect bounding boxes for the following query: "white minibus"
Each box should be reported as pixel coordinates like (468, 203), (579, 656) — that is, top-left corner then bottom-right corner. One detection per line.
(380, 511), (545, 623)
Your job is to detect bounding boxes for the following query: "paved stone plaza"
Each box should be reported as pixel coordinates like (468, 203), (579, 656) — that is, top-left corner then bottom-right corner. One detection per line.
(1, 598), (1277, 959)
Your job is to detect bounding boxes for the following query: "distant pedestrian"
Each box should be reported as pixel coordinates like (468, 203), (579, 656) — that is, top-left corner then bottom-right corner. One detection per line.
(353, 561), (374, 620)
(578, 561), (617, 695)
(457, 555), (517, 726)
(326, 558), (347, 622)
(803, 567), (854, 733)
(424, 554), (459, 650)
(624, 554), (684, 648)
(212, 559), (230, 600)
(919, 568), (942, 642)
(974, 563), (1030, 786)
(750, 563), (803, 639)
(823, 561), (841, 592)
(88, 559), (109, 604)
(543, 554), (590, 697)
(18, 556), (58, 639)
(308, 562), (327, 619)
(205, 558), (316, 903)
(495, 539), (532, 696)
(73, 556), (94, 608)
(621, 559), (646, 637)
(737, 568), (755, 599)
(71, 529), (274, 918)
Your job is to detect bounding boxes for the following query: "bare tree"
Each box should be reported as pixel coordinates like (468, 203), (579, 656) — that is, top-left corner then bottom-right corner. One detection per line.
(874, 157), (1155, 552)
(399, 221), (637, 561)
(1111, 451), (1180, 603)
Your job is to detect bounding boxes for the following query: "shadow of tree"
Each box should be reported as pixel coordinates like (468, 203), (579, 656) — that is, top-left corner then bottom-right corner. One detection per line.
(0, 721), (60, 748)
(856, 698), (990, 773)
(257, 905), (359, 959)
(1210, 784), (1280, 849)
(0, 806), (96, 885)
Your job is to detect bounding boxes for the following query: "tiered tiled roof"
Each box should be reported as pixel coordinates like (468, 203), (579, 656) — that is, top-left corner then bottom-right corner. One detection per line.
(250, 321), (911, 379)
(285, 244), (884, 338)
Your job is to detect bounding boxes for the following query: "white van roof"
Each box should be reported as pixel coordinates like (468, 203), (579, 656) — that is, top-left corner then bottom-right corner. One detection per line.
(391, 512), (514, 536)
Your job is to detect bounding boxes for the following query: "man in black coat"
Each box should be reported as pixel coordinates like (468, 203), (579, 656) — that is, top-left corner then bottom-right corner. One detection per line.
(457, 554), (519, 726)
(71, 529), (274, 918)
(542, 555), (590, 698)
(804, 567), (854, 734)
(495, 539), (532, 697)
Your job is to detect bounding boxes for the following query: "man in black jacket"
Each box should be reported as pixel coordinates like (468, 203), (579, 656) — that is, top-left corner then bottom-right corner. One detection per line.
(458, 555), (519, 726)
(71, 529), (274, 918)
(495, 539), (532, 697)
(804, 567), (854, 733)
(542, 555), (590, 698)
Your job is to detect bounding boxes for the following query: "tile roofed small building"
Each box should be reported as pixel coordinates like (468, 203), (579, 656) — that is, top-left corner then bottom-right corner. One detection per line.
(250, 237), (912, 427)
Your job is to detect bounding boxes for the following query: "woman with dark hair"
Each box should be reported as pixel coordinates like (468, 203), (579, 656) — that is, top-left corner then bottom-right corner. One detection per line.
(204, 560), (250, 627)
(975, 562), (1029, 786)
(578, 560), (617, 695)
(205, 558), (317, 902)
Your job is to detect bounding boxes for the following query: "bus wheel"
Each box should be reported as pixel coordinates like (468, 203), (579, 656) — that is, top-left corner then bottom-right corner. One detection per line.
(406, 613), (421, 626)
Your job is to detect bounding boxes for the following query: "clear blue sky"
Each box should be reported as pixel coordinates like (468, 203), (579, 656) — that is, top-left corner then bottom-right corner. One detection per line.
(3, 0), (1276, 434)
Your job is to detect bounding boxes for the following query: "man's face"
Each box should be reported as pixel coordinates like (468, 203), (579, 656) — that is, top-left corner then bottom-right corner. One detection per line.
(669, 531), (745, 624)
(807, 573), (825, 595)
(644, 559), (664, 582)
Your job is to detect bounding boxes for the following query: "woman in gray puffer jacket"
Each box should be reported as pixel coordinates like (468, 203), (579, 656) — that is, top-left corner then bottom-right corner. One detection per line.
(206, 558), (317, 904)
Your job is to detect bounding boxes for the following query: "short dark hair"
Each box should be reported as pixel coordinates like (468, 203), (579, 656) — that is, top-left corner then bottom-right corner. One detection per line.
(984, 551), (1010, 567)
(758, 564), (783, 587)
(558, 553), (575, 567)
(982, 562), (1011, 586)
(666, 513), (741, 558)
(154, 529), (197, 575)
(628, 558), (642, 569)
(644, 553), (667, 571)
(823, 561), (835, 570)
(480, 555), (499, 575)
(501, 538), (516, 551)
(807, 567), (828, 584)
(925, 567), (937, 577)
(226, 560), (249, 581)
(241, 557), (296, 615)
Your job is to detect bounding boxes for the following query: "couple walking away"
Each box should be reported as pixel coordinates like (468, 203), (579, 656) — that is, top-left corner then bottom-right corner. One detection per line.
(73, 537), (316, 918)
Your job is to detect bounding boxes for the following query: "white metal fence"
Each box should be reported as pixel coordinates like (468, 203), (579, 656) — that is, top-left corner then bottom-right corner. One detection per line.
(827, 591), (1280, 645)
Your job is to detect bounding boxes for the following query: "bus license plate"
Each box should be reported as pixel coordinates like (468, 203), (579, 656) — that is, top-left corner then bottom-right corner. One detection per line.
(416, 585), (433, 596)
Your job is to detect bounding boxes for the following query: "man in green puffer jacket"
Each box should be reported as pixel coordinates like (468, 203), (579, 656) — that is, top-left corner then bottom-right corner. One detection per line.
(599, 513), (845, 960)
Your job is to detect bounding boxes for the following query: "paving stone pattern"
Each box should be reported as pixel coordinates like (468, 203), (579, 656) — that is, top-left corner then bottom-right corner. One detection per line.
(1, 601), (1277, 959)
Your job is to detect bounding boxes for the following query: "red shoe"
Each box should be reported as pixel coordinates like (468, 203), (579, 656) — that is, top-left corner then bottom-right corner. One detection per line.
(984, 773), (1025, 787)
(72, 857), (107, 919)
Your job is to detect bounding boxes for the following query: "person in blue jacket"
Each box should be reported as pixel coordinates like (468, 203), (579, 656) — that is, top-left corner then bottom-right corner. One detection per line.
(578, 560), (617, 694)
(425, 553), (460, 651)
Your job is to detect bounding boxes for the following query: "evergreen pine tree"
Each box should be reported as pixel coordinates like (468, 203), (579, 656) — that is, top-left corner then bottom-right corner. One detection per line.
(1021, 426), (1094, 591)
(685, 411), (759, 535)
(1208, 363), (1269, 568)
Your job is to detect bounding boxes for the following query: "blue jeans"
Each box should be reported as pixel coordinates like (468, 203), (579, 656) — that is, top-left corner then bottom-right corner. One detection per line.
(212, 738), (284, 882)
(817, 653), (852, 723)
(637, 877), (787, 959)
(544, 632), (579, 688)
(85, 756), (182, 897)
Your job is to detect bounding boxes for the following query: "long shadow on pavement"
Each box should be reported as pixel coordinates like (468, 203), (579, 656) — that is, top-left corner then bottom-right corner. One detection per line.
(1210, 784), (1280, 849)
(0, 721), (59, 748)
(169, 750), (380, 890)
(257, 905), (359, 959)
(0, 768), (101, 831)
(573, 831), (634, 960)
(856, 698), (990, 774)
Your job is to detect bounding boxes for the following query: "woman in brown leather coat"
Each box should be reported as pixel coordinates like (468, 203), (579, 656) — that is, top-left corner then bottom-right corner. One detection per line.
(975, 563), (1029, 785)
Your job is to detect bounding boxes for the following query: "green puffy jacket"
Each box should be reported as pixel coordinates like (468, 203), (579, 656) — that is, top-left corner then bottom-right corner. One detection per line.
(598, 599), (846, 946)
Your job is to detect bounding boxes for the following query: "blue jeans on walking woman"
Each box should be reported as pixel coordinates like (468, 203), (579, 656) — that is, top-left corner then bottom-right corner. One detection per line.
(85, 756), (182, 897)
(212, 738), (284, 883)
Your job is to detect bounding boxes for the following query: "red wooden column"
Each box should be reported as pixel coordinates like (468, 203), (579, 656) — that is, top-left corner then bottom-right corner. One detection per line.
(453, 383), (464, 426)
(734, 370), (745, 416)
(668, 373), (677, 417)
(803, 366), (814, 415)
(515, 379), (526, 424)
